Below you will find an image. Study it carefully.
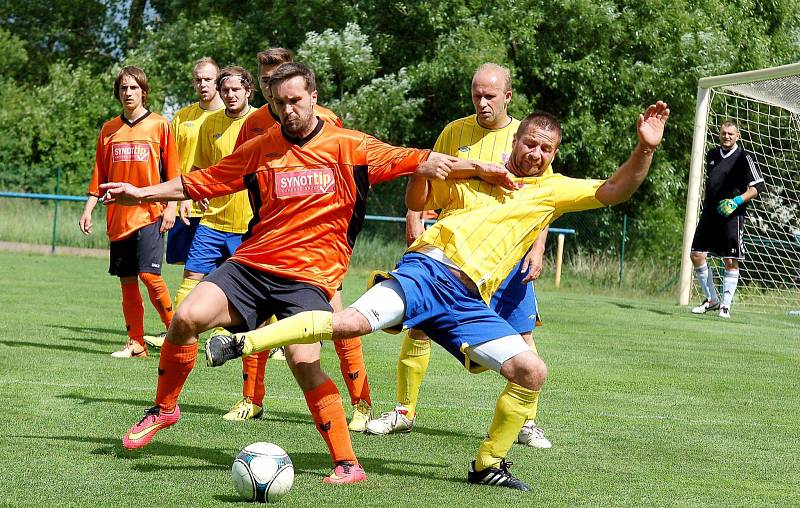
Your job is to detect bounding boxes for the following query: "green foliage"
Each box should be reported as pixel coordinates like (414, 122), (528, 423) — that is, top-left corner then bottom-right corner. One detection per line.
(1, 0), (799, 261)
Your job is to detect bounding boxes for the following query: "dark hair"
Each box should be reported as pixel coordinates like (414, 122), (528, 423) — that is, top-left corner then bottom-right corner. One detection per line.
(216, 65), (255, 92)
(257, 48), (294, 68)
(268, 62), (316, 93)
(518, 111), (562, 146)
(114, 66), (149, 105)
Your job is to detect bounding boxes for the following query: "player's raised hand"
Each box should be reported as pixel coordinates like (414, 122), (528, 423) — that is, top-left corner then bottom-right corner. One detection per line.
(417, 154), (455, 181)
(637, 101), (670, 149)
(99, 182), (143, 206)
(475, 162), (520, 191)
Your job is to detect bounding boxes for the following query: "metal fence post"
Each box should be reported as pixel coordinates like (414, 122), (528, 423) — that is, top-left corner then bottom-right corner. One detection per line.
(619, 214), (628, 286)
(51, 167), (61, 254)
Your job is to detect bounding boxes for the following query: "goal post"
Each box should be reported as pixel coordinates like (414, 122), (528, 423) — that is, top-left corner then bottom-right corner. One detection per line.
(679, 62), (800, 309)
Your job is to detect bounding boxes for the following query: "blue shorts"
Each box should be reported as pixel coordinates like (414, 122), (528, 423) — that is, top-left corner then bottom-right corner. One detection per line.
(389, 253), (520, 366)
(185, 224), (243, 275)
(491, 258), (539, 334)
(166, 216), (201, 265)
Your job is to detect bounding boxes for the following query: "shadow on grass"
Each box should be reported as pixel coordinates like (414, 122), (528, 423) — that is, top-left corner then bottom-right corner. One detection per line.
(10, 433), (464, 486)
(56, 393), (222, 416)
(0, 339), (109, 356)
(47, 324), (128, 339)
(608, 301), (672, 316)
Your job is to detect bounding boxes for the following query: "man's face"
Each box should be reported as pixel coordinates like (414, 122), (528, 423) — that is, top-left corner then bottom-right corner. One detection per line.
(219, 76), (251, 115)
(471, 71), (512, 128)
(118, 75), (144, 111)
(193, 64), (218, 103)
(509, 124), (560, 177)
(719, 125), (740, 149)
(258, 63), (281, 104)
(271, 76), (318, 136)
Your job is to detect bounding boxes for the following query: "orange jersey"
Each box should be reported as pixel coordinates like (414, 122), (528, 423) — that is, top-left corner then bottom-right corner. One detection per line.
(182, 120), (430, 298)
(234, 104), (342, 149)
(89, 112), (180, 241)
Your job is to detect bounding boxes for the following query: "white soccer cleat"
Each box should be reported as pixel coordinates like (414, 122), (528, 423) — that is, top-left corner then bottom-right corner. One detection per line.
(364, 407), (415, 435)
(691, 299), (720, 314)
(719, 306), (731, 318)
(517, 421), (552, 449)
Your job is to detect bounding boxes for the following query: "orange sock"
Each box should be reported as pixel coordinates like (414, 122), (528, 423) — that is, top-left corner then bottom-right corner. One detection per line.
(242, 351), (270, 406)
(252, 352), (269, 407)
(334, 337), (371, 406)
(303, 378), (356, 464)
(120, 281), (145, 347)
(139, 272), (174, 328)
(155, 341), (197, 413)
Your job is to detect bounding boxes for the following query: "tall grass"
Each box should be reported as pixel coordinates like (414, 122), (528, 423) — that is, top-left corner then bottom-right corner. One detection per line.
(0, 197), (109, 249)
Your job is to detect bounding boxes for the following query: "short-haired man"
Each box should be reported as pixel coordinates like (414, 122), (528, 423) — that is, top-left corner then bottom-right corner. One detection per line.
(167, 65), (256, 379)
(139, 59), (225, 350)
(101, 62), (498, 484)
(224, 48), (375, 431)
(371, 63), (552, 449)
(164, 58), (224, 271)
(79, 66), (179, 357)
(690, 120), (765, 318)
(207, 102), (670, 490)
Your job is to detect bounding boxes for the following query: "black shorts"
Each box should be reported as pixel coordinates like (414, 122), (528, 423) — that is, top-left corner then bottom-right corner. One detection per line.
(109, 219), (164, 277)
(204, 260), (332, 333)
(691, 210), (746, 260)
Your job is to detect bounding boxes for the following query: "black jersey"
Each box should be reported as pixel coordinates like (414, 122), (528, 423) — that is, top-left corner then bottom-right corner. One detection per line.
(703, 145), (765, 217)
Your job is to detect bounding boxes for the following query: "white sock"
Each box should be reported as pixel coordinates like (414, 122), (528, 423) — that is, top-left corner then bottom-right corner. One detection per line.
(694, 263), (719, 302)
(722, 269), (739, 308)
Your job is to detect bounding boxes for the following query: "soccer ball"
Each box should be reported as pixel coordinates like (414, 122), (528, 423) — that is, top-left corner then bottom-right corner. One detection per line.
(231, 442), (294, 503)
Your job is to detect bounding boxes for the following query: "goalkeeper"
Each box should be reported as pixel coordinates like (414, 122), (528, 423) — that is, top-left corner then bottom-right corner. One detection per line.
(689, 120), (765, 318)
(205, 101), (670, 491)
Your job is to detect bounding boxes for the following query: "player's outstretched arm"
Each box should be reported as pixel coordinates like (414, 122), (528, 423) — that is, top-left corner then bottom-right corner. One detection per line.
(596, 101), (670, 206)
(99, 176), (189, 206)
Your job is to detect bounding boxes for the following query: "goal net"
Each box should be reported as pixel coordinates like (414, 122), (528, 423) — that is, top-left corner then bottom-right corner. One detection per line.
(679, 63), (800, 310)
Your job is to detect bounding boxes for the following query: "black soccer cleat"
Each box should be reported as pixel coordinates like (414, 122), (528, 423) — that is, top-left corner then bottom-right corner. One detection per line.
(467, 459), (530, 491)
(205, 333), (245, 367)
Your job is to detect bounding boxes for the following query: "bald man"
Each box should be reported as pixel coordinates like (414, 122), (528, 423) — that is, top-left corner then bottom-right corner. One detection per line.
(367, 63), (552, 450)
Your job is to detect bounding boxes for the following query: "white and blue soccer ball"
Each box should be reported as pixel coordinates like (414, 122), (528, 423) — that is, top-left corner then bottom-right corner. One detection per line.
(231, 442), (294, 503)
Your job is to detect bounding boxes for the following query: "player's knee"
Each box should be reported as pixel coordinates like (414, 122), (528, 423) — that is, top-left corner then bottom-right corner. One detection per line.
(690, 252), (705, 265)
(170, 305), (203, 337)
(332, 308), (372, 338)
(502, 352), (547, 391)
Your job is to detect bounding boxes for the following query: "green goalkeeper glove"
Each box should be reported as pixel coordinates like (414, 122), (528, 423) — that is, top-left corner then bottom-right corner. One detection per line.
(717, 195), (744, 217)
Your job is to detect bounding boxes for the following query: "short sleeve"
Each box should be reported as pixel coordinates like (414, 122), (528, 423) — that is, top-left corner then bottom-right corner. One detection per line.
(552, 176), (605, 216)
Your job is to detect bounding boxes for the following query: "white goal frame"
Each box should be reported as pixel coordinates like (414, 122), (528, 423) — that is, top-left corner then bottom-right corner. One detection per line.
(678, 62), (800, 307)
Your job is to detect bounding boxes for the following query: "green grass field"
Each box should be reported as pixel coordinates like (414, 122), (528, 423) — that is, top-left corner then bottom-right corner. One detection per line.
(0, 251), (798, 507)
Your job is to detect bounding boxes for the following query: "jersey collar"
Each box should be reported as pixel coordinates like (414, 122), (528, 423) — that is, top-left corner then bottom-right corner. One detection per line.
(720, 144), (739, 158)
(120, 110), (151, 127)
(281, 117), (323, 147)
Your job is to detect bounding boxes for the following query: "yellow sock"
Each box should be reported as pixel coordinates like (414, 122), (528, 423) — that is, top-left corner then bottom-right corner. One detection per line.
(243, 311), (333, 355)
(396, 332), (431, 418)
(174, 277), (200, 309)
(475, 382), (539, 471)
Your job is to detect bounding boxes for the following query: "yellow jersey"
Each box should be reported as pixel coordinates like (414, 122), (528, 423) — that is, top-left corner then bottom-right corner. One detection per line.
(172, 102), (223, 217)
(193, 106), (256, 233)
(408, 173), (604, 302)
